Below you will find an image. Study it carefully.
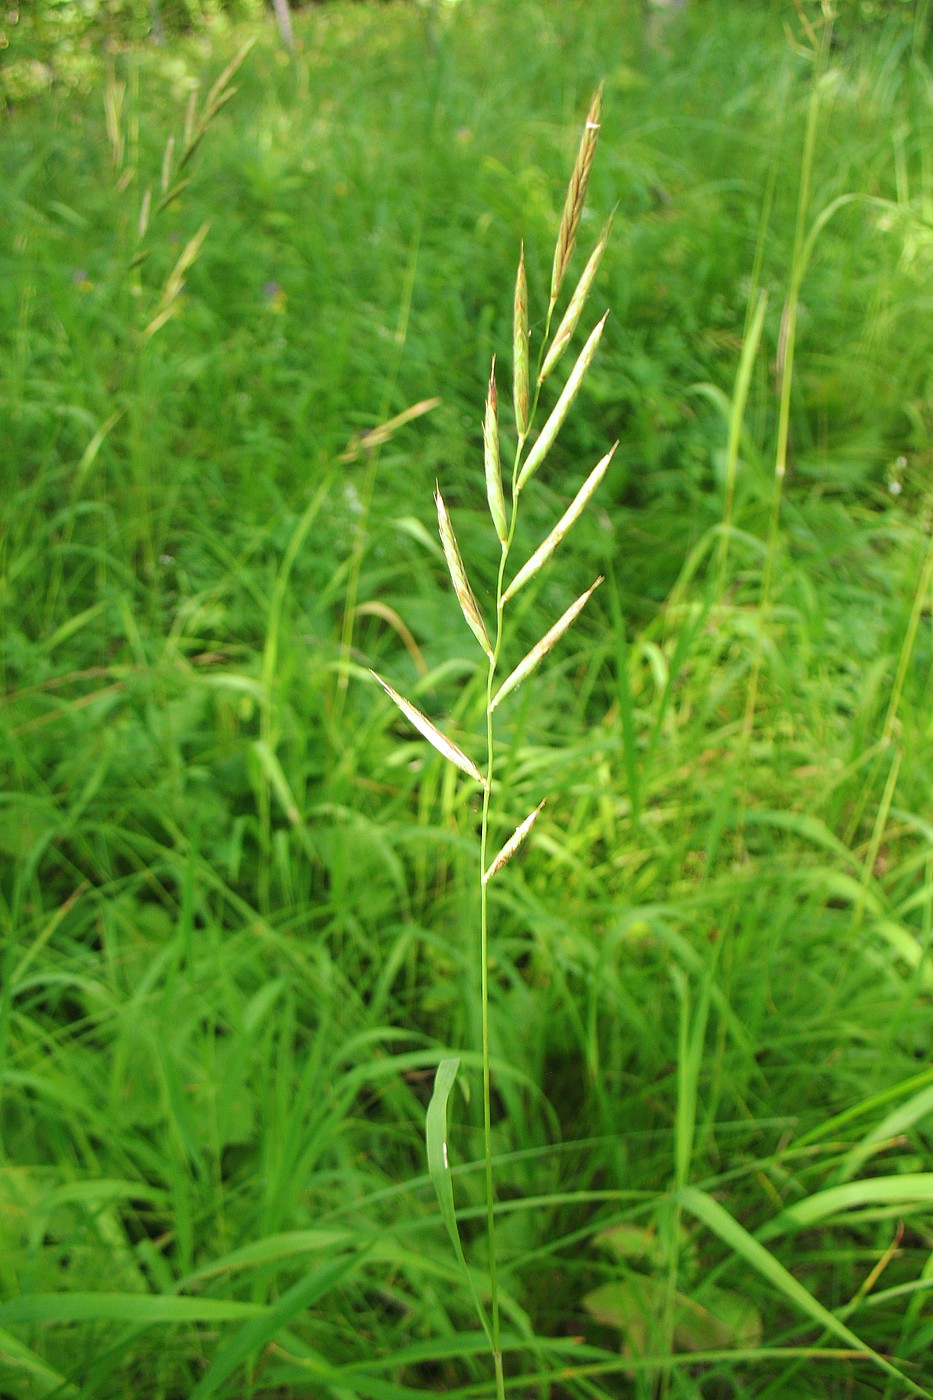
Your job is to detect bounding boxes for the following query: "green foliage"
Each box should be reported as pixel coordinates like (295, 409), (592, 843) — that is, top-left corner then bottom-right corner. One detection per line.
(3, 0), (933, 1395)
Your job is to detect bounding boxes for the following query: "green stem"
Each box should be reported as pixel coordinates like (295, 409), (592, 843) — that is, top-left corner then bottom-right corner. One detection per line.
(479, 439), (526, 1400)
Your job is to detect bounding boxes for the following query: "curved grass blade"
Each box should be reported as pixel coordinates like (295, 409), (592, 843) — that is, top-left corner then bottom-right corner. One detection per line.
(677, 1186), (933, 1398)
(426, 1058), (491, 1342)
(758, 1173), (933, 1242)
(435, 488), (493, 660)
(840, 1087), (933, 1182)
(370, 672), (486, 786)
(516, 314), (608, 492)
(490, 578), (602, 712)
(504, 444), (616, 603)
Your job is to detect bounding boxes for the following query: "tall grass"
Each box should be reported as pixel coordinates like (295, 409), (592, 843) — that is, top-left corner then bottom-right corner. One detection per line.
(2, 1), (933, 1396)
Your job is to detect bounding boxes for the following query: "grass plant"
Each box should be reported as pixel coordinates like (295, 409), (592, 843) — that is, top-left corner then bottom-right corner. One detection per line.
(372, 88), (615, 1398)
(2, 1), (933, 1396)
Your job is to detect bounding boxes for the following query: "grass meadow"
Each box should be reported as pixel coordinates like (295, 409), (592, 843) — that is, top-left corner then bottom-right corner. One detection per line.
(3, 1), (933, 1395)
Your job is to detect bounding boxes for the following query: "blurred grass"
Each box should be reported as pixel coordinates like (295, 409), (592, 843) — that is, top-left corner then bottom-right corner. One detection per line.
(2, 1), (933, 1396)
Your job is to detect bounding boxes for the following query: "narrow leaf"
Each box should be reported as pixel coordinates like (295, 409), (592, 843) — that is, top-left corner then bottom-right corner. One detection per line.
(190, 1254), (360, 1400)
(758, 1173), (933, 1242)
(483, 359), (507, 543)
(490, 578), (602, 712)
(517, 313), (608, 492)
(426, 1059), (490, 1341)
(550, 84), (603, 308)
(484, 801), (546, 882)
(435, 488), (493, 660)
(513, 244), (530, 437)
(371, 672), (485, 786)
(504, 443), (617, 603)
(540, 211), (614, 382)
(678, 1186), (930, 1397)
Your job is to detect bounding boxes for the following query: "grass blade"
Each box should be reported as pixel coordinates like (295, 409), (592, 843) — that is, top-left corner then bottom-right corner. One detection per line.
(758, 1174), (933, 1241)
(190, 1253), (361, 1399)
(677, 1186), (933, 1398)
(426, 1058), (491, 1342)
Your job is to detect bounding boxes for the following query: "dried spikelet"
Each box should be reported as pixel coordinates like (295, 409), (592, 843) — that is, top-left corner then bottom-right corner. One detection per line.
(435, 488), (494, 660)
(549, 85), (603, 311)
(516, 312), (608, 492)
(484, 360), (507, 544)
(490, 578), (603, 712)
(371, 671), (486, 786)
(504, 444), (617, 604)
(513, 245), (530, 438)
(540, 212), (614, 383)
(484, 801), (546, 882)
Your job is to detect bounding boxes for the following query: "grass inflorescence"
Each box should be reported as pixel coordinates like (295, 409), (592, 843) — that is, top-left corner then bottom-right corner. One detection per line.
(2, 1), (933, 1396)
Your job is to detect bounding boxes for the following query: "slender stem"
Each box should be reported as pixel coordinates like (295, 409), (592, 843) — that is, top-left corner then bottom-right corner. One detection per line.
(478, 254), (577, 1398)
(479, 440), (525, 1400)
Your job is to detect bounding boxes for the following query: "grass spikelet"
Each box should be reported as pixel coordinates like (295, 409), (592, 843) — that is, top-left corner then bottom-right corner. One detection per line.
(504, 442), (617, 603)
(516, 312), (609, 492)
(490, 577), (603, 712)
(483, 360), (507, 544)
(540, 211), (614, 383)
(513, 244), (530, 438)
(370, 671), (486, 785)
(483, 801), (546, 883)
(549, 83), (603, 311)
(435, 487), (494, 660)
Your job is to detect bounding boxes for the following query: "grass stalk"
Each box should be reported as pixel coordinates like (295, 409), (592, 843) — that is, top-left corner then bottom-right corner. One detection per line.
(377, 91), (611, 1393)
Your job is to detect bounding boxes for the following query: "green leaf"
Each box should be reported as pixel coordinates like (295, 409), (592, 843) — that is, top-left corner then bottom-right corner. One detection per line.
(425, 1058), (490, 1343)
(190, 1252), (361, 1399)
(677, 1186), (933, 1398)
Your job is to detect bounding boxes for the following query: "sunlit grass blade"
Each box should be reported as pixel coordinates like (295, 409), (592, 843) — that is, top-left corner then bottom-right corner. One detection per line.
(678, 1186), (933, 1398)
(540, 212), (614, 383)
(426, 1058), (491, 1341)
(516, 314), (608, 492)
(484, 800), (546, 882)
(504, 444), (616, 603)
(490, 578), (602, 712)
(840, 1085), (933, 1181)
(435, 487), (494, 660)
(371, 672), (486, 785)
(758, 1174), (933, 1241)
